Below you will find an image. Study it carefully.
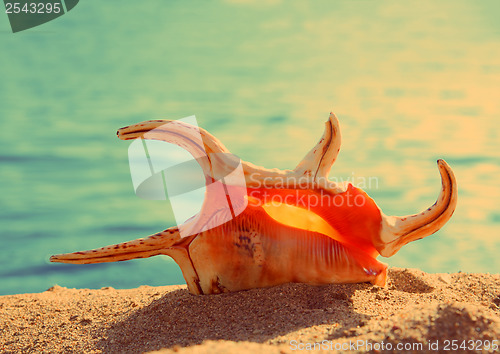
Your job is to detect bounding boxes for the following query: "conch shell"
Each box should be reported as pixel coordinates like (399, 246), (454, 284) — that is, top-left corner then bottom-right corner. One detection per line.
(50, 113), (457, 294)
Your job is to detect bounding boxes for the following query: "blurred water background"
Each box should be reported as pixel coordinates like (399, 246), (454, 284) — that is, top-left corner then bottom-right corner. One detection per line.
(1, 1), (499, 295)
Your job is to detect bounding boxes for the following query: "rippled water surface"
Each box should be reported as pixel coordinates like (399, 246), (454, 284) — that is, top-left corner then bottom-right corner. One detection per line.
(1, 1), (499, 295)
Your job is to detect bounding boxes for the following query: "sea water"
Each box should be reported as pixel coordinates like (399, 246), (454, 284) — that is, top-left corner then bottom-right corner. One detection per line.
(1, 1), (499, 295)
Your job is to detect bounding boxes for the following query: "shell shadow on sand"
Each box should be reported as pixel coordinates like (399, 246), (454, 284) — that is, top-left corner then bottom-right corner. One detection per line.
(99, 282), (370, 352)
(97, 267), (500, 353)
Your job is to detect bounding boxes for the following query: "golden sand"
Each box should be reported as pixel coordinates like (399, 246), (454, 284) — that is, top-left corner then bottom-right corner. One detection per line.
(1, 268), (499, 353)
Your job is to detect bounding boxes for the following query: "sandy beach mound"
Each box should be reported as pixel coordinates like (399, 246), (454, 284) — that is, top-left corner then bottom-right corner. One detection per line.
(1, 268), (499, 353)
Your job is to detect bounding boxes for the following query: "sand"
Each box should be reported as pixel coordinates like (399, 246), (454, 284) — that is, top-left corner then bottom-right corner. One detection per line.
(1, 268), (499, 353)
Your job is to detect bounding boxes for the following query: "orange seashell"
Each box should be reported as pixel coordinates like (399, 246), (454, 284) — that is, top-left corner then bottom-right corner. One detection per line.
(50, 113), (457, 294)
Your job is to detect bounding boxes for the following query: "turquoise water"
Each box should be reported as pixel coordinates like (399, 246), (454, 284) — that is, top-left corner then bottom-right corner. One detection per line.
(1, 1), (499, 295)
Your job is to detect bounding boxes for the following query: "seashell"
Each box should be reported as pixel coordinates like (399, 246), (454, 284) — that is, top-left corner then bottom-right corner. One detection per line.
(50, 113), (457, 294)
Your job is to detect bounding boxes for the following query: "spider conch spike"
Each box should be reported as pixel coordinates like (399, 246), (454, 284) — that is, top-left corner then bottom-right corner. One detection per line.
(377, 159), (458, 257)
(294, 112), (341, 180)
(117, 119), (233, 181)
